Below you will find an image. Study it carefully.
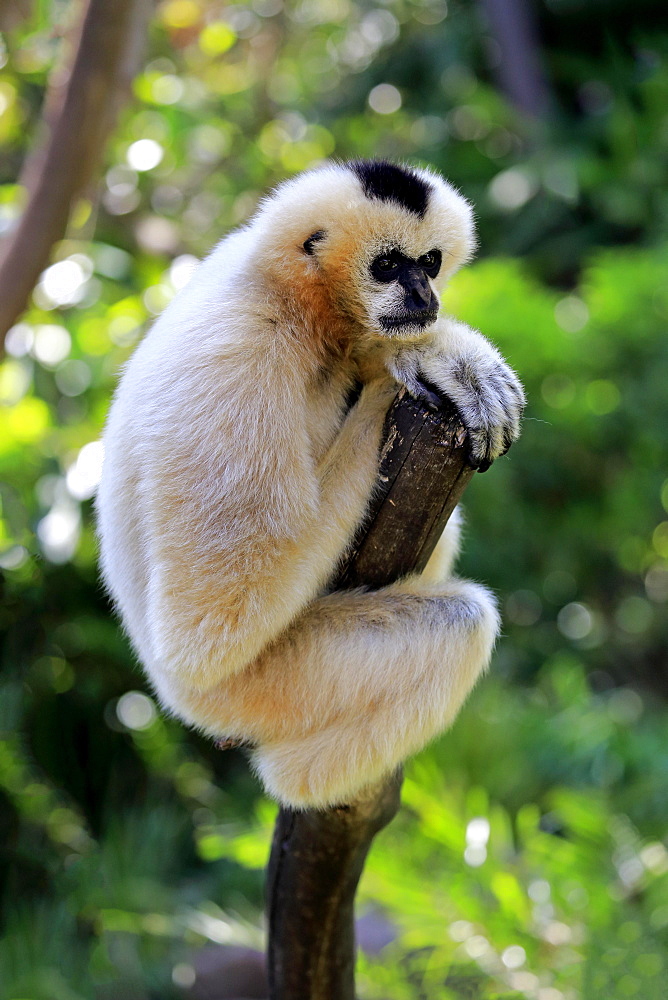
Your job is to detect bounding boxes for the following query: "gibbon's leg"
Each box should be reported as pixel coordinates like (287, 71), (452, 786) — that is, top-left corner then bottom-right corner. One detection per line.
(420, 506), (463, 585)
(177, 574), (499, 808)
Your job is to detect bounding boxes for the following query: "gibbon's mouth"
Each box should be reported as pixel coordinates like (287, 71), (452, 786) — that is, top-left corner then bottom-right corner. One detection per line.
(380, 310), (438, 332)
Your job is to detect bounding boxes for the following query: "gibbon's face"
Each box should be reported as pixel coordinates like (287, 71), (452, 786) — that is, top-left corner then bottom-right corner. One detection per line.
(362, 243), (442, 338)
(257, 160), (476, 341)
(302, 220), (444, 339)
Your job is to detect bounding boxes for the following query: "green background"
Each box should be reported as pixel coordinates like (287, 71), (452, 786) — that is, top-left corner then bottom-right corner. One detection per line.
(1, 1), (667, 997)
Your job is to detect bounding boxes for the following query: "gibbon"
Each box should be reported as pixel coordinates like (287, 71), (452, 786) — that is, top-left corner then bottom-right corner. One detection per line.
(97, 159), (524, 808)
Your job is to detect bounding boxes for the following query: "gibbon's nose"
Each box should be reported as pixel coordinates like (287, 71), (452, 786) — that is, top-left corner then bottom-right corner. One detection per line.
(404, 269), (432, 308)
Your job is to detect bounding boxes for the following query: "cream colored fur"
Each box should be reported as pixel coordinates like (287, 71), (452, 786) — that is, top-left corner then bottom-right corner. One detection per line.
(97, 161), (524, 808)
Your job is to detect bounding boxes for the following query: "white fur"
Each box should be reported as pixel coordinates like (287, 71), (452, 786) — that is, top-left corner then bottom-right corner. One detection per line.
(97, 161), (522, 808)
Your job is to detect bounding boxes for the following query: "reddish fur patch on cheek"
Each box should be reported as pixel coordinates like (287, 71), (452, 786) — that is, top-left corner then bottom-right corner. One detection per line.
(287, 234), (366, 358)
(290, 268), (355, 359)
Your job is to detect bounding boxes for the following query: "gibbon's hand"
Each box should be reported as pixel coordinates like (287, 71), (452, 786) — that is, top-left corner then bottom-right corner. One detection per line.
(387, 328), (525, 472)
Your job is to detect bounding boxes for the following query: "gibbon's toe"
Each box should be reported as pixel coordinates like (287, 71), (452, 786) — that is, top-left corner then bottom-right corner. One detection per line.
(253, 728), (391, 810)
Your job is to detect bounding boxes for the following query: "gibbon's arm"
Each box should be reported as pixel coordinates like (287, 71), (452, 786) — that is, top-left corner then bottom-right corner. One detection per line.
(388, 317), (525, 472)
(143, 358), (395, 694)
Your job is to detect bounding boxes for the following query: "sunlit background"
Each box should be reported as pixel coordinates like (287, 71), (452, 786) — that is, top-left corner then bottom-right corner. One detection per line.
(0, 1), (667, 998)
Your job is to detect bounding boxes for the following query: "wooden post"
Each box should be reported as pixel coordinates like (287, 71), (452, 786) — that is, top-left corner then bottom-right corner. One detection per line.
(266, 388), (475, 999)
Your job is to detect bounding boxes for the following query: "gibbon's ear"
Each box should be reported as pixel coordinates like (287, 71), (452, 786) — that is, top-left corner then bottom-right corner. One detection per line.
(303, 230), (327, 256)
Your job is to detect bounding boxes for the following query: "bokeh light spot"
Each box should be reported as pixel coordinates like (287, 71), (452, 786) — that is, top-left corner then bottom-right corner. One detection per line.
(117, 691), (157, 731)
(172, 963), (196, 987)
(506, 589), (542, 626)
(127, 139), (164, 171)
(170, 254), (199, 290)
(66, 440), (105, 500)
(368, 84), (401, 114)
(585, 379), (620, 414)
(615, 595), (653, 634)
(32, 325), (72, 367)
(554, 295), (589, 334)
(4, 323), (33, 357)
(37, 259), (89, 308)
(488, 168), (536, 210)
(162, 0), (200, 29)
(200, 22), (237, 56)
(37, 502), (81, 563)
(557, 602), (593, 640)
(501, 945), (526, 969)
(541, 374), (575, 409)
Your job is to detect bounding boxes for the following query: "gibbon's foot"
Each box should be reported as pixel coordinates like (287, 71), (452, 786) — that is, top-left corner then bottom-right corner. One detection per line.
(251, 579), (499, 809)
(214, 736), (252, 751)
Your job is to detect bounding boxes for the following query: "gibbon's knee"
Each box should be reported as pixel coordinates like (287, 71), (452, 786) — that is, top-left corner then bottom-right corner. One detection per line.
(188, 579), (500, 808)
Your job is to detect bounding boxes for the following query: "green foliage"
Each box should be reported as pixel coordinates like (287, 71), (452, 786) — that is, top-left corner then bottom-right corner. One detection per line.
(356, 670), (668, 998)
(448, 246), (668, 691)
(1, 0), (667, 997)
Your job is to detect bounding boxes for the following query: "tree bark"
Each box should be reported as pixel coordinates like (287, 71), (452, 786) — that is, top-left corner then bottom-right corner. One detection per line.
(0, 0), (34, 33)
(0, 0), (153, 345)
(266, 389), (474, 999)
(480, 0), (550, 119)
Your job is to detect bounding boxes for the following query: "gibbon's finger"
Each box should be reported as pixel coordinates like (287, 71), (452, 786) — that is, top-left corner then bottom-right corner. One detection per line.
(474, 456), (494, 473)
(500, 426), (517, 457)
(466, 424), (505, 473)
(409, 375), (443, 412)
(466, 441), (494, 473)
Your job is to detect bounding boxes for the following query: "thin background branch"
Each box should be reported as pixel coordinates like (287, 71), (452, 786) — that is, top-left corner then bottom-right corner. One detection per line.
(0, 0), (154, 349)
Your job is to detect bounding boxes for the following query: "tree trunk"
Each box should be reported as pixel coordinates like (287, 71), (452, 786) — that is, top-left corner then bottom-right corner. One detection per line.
(480, 0), (550, 119)
(266, 388), (474, 999)
(0, 0), (153, 344)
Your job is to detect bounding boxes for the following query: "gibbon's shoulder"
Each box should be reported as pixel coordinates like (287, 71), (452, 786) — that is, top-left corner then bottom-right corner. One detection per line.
(126, 225), (265, 372)
(182, 226), (259, 306)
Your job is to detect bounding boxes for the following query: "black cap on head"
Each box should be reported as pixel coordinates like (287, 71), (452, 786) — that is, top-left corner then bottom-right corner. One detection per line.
(347, 160), (432, 219)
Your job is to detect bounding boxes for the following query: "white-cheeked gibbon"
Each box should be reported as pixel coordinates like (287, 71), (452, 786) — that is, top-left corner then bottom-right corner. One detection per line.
(97, 160), (525, 808)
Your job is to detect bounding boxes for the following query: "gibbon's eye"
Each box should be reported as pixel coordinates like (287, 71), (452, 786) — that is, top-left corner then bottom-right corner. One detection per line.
(370, 251), (403, 282)
(418, 249), (442, 277)
(303, 230), (327, 255)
